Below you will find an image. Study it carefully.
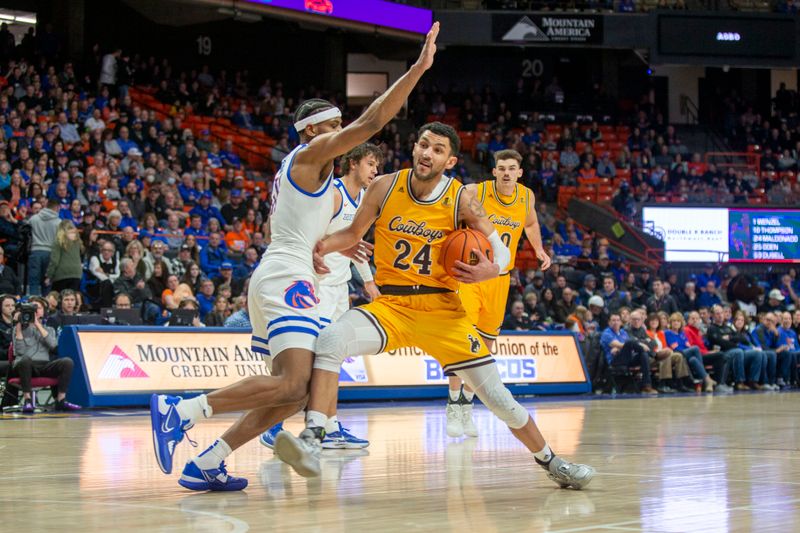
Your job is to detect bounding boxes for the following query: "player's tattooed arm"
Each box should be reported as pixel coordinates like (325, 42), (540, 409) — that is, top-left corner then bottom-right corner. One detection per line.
(468, 195), (487, 218)
(458, 187), (492, 236)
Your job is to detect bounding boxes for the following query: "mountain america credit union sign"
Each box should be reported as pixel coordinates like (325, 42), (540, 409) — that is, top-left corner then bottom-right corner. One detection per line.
(493, 14), (604, 44)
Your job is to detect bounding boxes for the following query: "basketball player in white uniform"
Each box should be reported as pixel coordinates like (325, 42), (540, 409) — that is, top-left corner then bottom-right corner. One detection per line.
(148, 23), (441, 490)
(258, 143), (383, 450)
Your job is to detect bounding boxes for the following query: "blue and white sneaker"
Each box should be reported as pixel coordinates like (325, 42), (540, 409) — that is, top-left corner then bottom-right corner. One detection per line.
(321, 422), (369, 449)
(259, 422), (283, 449)
(178, 459), (248, 491)
(150, 394), (194, 474)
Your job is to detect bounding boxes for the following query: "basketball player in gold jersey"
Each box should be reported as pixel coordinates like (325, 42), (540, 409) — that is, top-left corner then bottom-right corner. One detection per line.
(275, 122), (595, 489)
(446, 148), (551, 438)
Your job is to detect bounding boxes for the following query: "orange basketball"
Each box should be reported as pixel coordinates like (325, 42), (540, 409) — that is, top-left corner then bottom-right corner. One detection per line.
(440, 229), (493, 277)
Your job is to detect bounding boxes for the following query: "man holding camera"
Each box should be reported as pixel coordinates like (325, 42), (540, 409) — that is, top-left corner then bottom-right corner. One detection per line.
(11, 297), (81, 413)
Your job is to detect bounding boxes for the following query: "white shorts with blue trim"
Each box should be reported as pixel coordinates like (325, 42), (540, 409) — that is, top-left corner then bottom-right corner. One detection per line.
(248, 261), (321, 361)
(317, 283), (350, 329)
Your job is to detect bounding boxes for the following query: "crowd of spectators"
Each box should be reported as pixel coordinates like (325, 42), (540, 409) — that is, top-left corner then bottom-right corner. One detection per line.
(0, 32), (402, 338)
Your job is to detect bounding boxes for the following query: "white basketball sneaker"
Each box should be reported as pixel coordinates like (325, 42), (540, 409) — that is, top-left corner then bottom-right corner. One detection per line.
(446, 398), (464, 438)
(537, 456), (596, 490)
(274, 428), (323, 478)
(460, 400), (478, 438)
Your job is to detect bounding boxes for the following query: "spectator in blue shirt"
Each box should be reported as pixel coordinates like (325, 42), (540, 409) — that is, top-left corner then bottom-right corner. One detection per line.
(0, 162), (10, 190)
(488, 132), (507, 156)
(559, 144), (580, 173)
(234, 246), (260, 280)
(178, 173), (201, 204)
(697, 280), (723, 308)
(117, 199), (139, 231)
(207, 143), (224, 169)
(778, 311), (799, 388)
(232, 102), (256, 130)
(200, 231), (227, 278)
(552, 233), (580, 258)
(733, 312), (775, 390)
(618, 0), (636, 12)
(120, 173), (144, 194)
(664, 312), (716, 392)
(47, 172), (76, 202)
(115, 126), (139, 156)
(751, 311), (790, 387)
(600, 312), (657, 393)
(196, 278), (216, 321)
(696, 264), (721, 292)
(185, 214), (209, 240)
(190, 191), (225, 229)
(221, 139), (242, 169)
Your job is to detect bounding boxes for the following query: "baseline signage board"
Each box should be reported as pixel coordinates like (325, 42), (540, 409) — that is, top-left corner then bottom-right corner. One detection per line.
(492, 14), (604, 45)
(63, 327), (589, 406)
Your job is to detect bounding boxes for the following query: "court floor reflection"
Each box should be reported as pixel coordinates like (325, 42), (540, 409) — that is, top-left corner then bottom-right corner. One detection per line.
(1, 393), (798, 532)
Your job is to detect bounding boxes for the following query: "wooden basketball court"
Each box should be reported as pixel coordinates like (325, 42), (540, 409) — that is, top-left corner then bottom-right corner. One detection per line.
(2, 392), (798, 532)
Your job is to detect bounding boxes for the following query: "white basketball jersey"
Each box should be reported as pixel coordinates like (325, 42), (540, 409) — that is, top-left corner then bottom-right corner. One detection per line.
(265, 144), (334, 269)
(321, 178), (363, 286)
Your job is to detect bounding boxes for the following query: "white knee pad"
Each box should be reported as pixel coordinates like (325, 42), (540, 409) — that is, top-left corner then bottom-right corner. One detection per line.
(313, 309), (384, 373)
(455, 364), (529, 429)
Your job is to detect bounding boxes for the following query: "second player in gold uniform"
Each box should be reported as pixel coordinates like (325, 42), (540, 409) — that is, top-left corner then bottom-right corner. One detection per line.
(447, 149), (551, 439)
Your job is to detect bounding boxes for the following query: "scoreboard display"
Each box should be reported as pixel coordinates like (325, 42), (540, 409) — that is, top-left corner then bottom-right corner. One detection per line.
(643, 207), (800, 263)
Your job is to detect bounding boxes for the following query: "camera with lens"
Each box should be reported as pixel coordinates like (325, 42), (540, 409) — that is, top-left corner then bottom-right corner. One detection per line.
(15, 303), (38, 328)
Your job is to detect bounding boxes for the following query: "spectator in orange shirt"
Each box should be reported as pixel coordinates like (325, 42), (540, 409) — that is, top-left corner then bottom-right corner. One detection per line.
(242, 208), (258, 234)
(224, 216), (250, 255)
(578, 160), (597, 181)
(87, 152), (111, 189)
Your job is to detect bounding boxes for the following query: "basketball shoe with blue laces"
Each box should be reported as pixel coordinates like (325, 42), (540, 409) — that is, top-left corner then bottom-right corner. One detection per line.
(321, 422), (369, 449)
(178, 459), (248, 491)
(150, 394), (195, 474)
(259, 422), (283, 449)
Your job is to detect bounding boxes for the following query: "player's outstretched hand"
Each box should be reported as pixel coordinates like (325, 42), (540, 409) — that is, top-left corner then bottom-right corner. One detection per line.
(342, 240), (374, 264)
(415, 22), (440, 72)
(536, 248), (552, 271)
(452, 248), (500, 284)
(313, 241), (331, 275)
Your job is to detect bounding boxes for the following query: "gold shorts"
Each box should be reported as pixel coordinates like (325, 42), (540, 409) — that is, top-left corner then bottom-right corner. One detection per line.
(358, 292), (493, 375)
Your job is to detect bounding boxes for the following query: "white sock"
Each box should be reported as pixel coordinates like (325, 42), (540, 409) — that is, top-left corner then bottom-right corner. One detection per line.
(194, 438), (232, 470)
(448, 389), (460, 402)
(325, 415), (339, 434)
(175, 394), (213, 425)
(306, 410), (327, 429)
(533, 444), (554, 464)
(463, 389), (475, 402)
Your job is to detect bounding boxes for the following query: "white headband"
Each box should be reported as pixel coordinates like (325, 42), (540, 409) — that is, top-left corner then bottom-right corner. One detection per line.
(294, 107), (342, 132)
